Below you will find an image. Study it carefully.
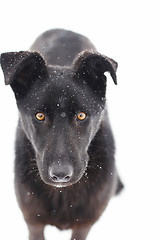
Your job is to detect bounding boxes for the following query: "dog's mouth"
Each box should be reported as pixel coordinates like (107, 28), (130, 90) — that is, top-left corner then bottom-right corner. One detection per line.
(41, 173), (85, 188)
(36, 153), (89, 188)
(48, 180), (76, 188)
(38, 162), (88, 188)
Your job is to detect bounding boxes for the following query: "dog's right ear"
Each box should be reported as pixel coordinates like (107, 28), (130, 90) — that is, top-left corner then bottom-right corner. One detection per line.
(0, 51), (48, 99)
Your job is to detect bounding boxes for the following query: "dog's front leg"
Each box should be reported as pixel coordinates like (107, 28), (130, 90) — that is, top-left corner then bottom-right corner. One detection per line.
(71, 225), (91, 240)
(27, 223), (45, 240)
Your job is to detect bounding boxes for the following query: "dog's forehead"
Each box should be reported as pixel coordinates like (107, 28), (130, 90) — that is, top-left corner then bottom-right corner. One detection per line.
(45, 77), (89, 109)
(24, 68), (91, 111)
(21, 66), (104, 114)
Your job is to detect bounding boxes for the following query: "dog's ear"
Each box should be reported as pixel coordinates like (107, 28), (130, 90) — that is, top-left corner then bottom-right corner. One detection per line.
(73, 51), (117, 96)
(0, 51), (48, 99)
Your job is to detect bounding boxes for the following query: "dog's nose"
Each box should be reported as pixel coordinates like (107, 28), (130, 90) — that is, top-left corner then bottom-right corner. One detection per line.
(49, 164), (73, 183)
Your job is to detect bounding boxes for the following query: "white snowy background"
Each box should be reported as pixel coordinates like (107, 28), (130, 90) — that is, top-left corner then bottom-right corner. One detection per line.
(0, 0), (159, 239)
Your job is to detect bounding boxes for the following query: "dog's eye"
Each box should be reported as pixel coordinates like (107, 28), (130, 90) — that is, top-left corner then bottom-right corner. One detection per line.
(36, 112), (45, 121)
(77, 112), (86, 121)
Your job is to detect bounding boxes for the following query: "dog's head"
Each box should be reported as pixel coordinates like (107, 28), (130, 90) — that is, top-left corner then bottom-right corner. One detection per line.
(0, 50), (117, 188)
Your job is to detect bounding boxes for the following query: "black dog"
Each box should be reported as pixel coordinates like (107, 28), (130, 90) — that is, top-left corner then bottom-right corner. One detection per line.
(0, 29), (123, 240)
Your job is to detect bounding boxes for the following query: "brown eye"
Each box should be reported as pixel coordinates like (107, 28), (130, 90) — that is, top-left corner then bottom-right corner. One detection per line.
(77, 112), (86, 121)
(36, 112), (45, 121)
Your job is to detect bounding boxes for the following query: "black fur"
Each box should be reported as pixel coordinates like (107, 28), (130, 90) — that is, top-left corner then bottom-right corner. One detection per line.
(0, 29), (123, 240)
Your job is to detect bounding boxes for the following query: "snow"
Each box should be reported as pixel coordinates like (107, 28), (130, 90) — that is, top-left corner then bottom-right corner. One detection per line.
(0, 0), (160, 240)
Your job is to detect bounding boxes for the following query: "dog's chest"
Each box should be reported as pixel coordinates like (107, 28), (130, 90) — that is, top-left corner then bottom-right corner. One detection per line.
(20, 179), (106, 229)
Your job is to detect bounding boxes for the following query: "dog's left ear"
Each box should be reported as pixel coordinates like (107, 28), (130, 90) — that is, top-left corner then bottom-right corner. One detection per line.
(0, 51), (48, 100)
(73, 51), (118, 95)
